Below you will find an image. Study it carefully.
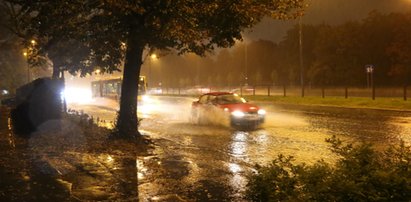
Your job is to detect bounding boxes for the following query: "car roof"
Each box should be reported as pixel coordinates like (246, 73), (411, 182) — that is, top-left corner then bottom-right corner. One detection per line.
(203, 92), (233, 96)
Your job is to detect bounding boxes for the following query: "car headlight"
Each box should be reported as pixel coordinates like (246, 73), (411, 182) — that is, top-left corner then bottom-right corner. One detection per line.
(231, 110), (245, 118)
(258, 109), (266, 115)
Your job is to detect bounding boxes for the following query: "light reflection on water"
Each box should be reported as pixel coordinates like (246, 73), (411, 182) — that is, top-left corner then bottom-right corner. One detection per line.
(228, 163), (242, 173)
(71, 97), (411, 200)
(254, 131), (268, 144)
(388, 116), (411, 145)
(228, 131), (250, 199)
(136, 156), (155, 182)
(97, 121), (115, 129)
(7, 118), (15, 148)
(97, 154), (115, 166)
(137, 157), (150, 181)
(229, 174), (247, 198)
(230, 131), (248, 157)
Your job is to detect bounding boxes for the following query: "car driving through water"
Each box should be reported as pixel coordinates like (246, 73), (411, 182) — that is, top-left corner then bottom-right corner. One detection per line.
(191, 92), (266, 129)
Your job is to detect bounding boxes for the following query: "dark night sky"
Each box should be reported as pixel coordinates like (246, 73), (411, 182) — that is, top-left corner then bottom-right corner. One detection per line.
(246, 0), (411, 42)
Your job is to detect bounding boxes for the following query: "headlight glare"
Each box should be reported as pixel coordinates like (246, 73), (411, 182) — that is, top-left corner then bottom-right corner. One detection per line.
(258, 109), (266, 115)
(231, 110), (245, 117)
(142, 95), (151, 102)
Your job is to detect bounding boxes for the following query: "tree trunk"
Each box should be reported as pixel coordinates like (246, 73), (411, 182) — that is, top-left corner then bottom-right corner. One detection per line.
(52, 62), (60, 79)
(116, 34), (144, 138)
(60, 71), (67, 112)
(51, 60), (67, 112)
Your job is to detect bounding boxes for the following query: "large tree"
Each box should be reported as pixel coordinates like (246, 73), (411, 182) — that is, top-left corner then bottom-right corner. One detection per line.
(88, 1), (304, 138)
(5, 0), (304, 138)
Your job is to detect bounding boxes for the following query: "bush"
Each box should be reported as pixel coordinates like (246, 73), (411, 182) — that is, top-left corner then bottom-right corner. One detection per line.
(245, 136), (411, 201)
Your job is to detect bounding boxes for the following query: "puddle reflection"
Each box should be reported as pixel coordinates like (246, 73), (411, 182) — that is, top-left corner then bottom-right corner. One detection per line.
(7, 118), (15, 148)
(97, 154), (116, 169)
(388, 117), (411, 145)
(137, 157), (149, 181)
(228, 163), (242, 173)
(230, 131), (248, 157)
(228, 132), (250, 199)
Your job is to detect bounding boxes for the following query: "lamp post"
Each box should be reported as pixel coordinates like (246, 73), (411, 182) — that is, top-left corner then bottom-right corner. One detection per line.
(245, 42), (248, 86)
(365, 64), (375, 100)
(23, 51), (29, 83)
(149, 54), (157, 87)
(299, 14), (305, 97)
(23, 40), (36, 83)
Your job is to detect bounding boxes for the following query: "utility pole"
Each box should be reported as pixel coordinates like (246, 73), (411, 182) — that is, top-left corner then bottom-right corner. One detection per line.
(23, 52), (30, 83)
(245, 42), (248, 86)
(299, 15), (305, 97)
(366, 64), (375, 99)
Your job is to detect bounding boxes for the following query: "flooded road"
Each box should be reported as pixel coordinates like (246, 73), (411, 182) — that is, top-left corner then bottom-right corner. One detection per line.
(70, 96), (411, 201)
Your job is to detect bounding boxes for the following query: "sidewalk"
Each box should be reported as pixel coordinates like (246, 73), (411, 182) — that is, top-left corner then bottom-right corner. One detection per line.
(0, 107), (148, 201)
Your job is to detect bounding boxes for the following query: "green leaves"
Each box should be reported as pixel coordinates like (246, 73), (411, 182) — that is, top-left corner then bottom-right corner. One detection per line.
(246, 136), (411, 201)
(3, 0), (304, 137)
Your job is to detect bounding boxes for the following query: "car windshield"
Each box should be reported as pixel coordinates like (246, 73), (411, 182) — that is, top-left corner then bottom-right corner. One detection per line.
(216, 94), (246, 104)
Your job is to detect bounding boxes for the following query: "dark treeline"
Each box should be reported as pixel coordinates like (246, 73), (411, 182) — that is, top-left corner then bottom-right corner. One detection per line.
(2, 10), (410, 90)
(154, 11), (411, 88)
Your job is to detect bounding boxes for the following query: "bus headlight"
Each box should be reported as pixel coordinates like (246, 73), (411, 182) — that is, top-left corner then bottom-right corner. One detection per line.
(62, 87), (92, 104)
(142, 95), (151, 102)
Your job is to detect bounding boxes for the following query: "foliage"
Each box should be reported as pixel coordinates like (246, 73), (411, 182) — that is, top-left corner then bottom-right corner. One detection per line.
(245, 136), (411, 201)
(1, 1), (104, 78)
(248, 95), (411, 111)
(147, 11), (411, 88)
(0, 3), (26, 91)
(84, 0), (304, 137)
(3, 0), (304, 137)
(0, 37), (26, 91)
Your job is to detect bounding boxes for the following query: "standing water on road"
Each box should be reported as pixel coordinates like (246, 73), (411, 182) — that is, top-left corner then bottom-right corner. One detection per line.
(69, 96), (411, 201)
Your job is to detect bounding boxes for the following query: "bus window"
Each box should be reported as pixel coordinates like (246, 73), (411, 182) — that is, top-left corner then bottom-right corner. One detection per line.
(91, 76), (147, 99)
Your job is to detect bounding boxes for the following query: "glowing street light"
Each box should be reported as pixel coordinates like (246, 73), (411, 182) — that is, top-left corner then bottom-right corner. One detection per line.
(149, 54), (158, 87)
(22, 40), (36, 83)
(23, 51), (30, 83)
(150, 54), (157, 60)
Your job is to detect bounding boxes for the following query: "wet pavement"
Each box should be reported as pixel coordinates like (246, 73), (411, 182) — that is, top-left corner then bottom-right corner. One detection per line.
(0, 107), (145, 201)
(69, 96), (411, 201)
(1, 96), (411, 201)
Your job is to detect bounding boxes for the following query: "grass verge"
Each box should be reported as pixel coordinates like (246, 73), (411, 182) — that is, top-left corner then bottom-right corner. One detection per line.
(243, 95), (411, 111)
(152, 94), (411, 111)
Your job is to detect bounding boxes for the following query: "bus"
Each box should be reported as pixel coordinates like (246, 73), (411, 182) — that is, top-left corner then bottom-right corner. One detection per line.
(91, 76), (147, 100)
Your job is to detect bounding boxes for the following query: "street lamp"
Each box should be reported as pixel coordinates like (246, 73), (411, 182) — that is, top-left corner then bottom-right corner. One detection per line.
(23, 40), (36, 83)
(149, 54), (158, 87)
(23, 51), (30, 83)
(245, 42), (248, 86)
(365, 64), (375, 100)
(365, 64), (374, 88)
(299, 14), (305, 97)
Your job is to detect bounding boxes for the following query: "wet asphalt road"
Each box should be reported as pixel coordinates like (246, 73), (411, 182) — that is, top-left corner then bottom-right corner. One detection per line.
(70, 96), (411, 201)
